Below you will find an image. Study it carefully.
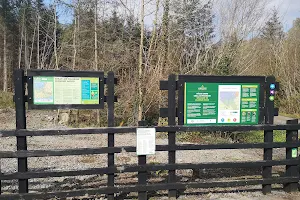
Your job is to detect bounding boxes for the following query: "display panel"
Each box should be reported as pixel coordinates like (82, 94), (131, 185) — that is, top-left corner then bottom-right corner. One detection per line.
(33, 76), (100, 105)
(27, 70), (105, 109)
(184, 82), (260, 125)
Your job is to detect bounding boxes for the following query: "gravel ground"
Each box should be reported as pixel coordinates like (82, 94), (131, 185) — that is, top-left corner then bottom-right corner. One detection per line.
(0, 109), (299, 199)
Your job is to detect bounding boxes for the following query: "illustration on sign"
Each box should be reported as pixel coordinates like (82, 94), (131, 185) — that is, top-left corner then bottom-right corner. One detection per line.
(33, 76), (99, 105)
(184, 83), (260, 125)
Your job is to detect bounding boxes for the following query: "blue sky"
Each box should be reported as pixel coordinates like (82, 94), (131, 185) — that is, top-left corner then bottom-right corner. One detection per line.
(44, 0), (73, 24)
(44, 0), (300, 32)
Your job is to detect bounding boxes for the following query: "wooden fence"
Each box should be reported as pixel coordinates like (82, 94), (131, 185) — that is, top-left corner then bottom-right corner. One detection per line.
(0, 71), (299, 199)
(0, 123), (299, 199)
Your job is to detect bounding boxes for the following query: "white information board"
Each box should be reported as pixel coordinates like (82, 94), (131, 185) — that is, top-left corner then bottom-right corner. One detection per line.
(136, 128), (156, 155)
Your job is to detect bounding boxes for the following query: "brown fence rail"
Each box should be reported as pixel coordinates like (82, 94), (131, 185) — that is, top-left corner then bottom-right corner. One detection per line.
(0, 122), (299, 200)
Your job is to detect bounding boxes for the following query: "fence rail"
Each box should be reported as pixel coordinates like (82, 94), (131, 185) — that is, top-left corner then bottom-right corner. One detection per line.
(0, 123), (300, 199)
(1, 124), (300, 137)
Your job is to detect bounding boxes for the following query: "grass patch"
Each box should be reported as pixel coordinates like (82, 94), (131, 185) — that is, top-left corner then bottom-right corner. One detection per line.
(279, 112), (300, 119)
(0, 92), (14, 109)
(176, 132), (232, 144)
(172, 130), (288, 144)
(235, 130), (286, 143)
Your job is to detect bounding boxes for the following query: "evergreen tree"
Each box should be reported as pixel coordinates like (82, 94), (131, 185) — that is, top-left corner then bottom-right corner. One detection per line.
(261, 9), (284, 41)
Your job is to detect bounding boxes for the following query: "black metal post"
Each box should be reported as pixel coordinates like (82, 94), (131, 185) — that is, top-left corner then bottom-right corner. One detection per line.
(284, 119), (299, 192)
(138, 120), (147, 200)
(14, 69), (28, 193)
(168, 74), (177, 199)
(107, 72), (115, 200)
(262, 76), (275, 194)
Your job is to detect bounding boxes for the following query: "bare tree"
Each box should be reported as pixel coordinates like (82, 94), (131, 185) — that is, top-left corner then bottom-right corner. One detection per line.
(3, 25), (8, 92)
(137, 0), (145, 122)
(37, 4), (40, 69)
(54, 0), (59, 69)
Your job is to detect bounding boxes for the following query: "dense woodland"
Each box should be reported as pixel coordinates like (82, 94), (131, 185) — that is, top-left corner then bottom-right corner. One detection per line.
(0, 0), (300, 125)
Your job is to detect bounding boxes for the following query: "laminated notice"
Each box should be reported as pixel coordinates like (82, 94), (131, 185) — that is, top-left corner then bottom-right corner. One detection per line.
(136, 128), (156, 155)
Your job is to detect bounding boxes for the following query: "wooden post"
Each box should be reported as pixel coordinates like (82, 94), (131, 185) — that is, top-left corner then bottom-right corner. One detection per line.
(14, 69), (28, 193)
(168, 74), (177, 199)
(107, 72), (115, 200)
(262, 76), (275, 194)
(284, 119), (299, 192)
(138, 120), (147, 200)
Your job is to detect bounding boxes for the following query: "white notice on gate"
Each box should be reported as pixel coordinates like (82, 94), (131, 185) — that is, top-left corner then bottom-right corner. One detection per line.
(136, 128), (156, 155)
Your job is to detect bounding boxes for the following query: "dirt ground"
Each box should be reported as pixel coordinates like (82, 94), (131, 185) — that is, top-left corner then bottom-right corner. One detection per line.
(0, 109), (300, 199)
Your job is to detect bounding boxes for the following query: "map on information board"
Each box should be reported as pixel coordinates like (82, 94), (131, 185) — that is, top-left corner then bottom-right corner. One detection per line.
(184, 83), (260, 125)
(34, 77), (54, 104)
(33, 76), (99, 105)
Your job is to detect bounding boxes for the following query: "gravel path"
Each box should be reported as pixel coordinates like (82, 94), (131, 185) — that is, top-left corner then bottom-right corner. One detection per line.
(0, 109), (299, 199)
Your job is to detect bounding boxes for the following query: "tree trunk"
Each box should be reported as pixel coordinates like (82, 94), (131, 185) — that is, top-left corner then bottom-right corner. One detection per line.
(37, 11), (40, 69)
(29, 26), (36, 69)
(18, 11), (25, 69)
(24, 29), (29, 69)
(3, 26), (8, 92)
(54, 0), (60, 124)
(73, 13), (77, 70)
(94, 0), (100, 125)
(137, 0), (145, 123)
(73, 1), (79, 126)
(161, 0), (170, 73)
(147, 0), (160, 60)
(54, 0), (58, 69)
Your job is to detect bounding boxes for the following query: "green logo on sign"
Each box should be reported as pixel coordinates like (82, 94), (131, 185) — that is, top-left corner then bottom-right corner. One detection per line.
(198, 85), (207, 91)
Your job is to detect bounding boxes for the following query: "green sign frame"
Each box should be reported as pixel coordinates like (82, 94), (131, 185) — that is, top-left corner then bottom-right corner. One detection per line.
(27, 70), (105, 109)
(178, 76), (266, 126)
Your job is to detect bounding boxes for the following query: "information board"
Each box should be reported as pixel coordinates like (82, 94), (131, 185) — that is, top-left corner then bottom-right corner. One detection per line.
(33, 76), (100, 105)
(27, 70), (105, 109)
(184, 83), (260, 125)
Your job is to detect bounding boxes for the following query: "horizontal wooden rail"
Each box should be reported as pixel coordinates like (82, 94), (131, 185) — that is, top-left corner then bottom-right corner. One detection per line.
(1, 124), (300, 137)
(0, 159), (297, 180)
(0, 177), (297, 200)
(1, 142), (300, 158)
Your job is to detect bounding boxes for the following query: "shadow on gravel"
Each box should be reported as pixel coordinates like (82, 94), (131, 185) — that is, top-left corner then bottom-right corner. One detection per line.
(191, 167), (263, 180)
(122, 188), (284, 200)
(1, 166), (285, 199)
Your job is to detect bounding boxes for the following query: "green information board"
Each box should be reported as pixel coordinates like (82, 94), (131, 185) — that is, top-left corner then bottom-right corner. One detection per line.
(184, 83), (260, 125)
(33, 76), (99, 105)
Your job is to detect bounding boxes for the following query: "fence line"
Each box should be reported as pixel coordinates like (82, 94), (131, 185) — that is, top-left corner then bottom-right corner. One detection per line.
(0, 123), (299, 199)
